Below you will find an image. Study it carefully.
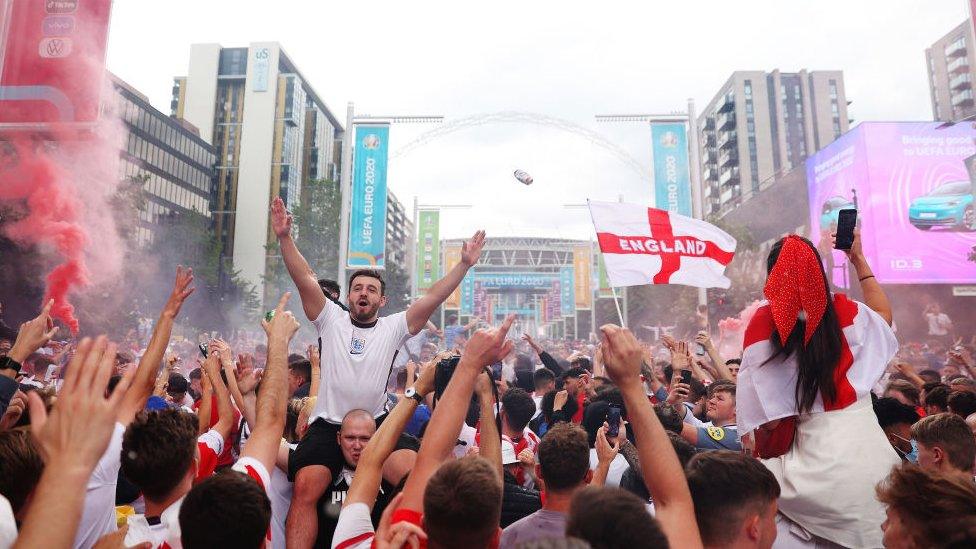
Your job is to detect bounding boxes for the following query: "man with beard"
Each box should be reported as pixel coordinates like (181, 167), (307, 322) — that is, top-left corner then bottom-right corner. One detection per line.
(270, 197), (485, 548)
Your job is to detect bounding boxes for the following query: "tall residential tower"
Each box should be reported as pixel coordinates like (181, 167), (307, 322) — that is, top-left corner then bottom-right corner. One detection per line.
(697, 70), (850, 217)
(171, 43), (343, 295)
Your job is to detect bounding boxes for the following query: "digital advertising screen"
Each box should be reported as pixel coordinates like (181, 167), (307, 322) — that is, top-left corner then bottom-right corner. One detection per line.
(807, 122), (976, 286)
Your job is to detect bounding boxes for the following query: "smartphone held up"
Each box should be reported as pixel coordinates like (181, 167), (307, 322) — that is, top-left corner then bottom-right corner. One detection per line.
(834, 208), (857, 250)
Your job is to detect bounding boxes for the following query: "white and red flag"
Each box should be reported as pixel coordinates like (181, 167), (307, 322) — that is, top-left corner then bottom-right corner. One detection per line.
(588, 200), (736, 289)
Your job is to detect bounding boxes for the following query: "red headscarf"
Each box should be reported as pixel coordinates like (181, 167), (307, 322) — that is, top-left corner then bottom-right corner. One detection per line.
(763, 235), (829, 346)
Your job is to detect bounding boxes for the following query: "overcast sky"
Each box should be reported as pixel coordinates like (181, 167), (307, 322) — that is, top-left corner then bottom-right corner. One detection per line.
(107, 0), (966, 241)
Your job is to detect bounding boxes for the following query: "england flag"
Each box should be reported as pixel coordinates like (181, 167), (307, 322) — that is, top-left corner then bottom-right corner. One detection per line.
(588, 200), (737, 289)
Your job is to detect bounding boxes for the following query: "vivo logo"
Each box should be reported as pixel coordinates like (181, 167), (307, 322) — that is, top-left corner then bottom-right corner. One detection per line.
(890, 259), (923, 270)
(42, 16), (75, 36)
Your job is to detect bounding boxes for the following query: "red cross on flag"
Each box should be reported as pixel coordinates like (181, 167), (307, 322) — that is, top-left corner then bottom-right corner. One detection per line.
(588, 200), (737, 289)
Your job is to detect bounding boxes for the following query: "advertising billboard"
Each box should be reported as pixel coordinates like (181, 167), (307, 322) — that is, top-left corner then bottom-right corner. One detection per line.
(806, 122), (976, 285)
(443, 245), (462, 309)
(651, 122), (693, 217)
(0, 0), (113, 128)
(347, 124), (390, 268)
(560, 266), (575, 316)
(572, 245), (592, 309)
(416, 210), (440, 291)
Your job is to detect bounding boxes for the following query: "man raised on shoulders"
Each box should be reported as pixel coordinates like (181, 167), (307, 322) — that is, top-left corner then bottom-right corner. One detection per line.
(270, 196), (485, 548)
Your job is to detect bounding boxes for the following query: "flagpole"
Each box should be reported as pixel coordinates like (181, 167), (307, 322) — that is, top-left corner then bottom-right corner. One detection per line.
(611, 287), (626, 327)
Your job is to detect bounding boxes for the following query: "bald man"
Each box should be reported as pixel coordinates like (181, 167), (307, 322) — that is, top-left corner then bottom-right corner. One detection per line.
(317, 410), (403, 546)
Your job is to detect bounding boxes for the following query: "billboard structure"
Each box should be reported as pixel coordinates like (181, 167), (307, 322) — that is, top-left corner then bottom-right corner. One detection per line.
(416, 210), (440, 291)
(347, 124), (390, 268)
(651, 122), (693, 216)
(0, 0), (113, 129)
(806, 122), (976, 286)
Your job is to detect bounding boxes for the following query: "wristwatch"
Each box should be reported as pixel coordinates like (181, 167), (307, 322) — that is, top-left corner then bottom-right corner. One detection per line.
(404, 387), (424, 404)
(0, 357), (21, 374)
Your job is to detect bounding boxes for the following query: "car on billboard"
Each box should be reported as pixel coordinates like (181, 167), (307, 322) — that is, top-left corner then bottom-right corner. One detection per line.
(820, 195), (856, 230)
(907, 181), (976, 231)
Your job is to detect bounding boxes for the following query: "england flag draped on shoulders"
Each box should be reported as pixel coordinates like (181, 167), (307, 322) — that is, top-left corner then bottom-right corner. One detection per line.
(737, 294), (900, 437)
(587, 200), (737, 289)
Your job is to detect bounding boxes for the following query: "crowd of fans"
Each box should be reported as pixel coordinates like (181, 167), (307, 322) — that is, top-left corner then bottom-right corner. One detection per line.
(1, 210), (975, 548)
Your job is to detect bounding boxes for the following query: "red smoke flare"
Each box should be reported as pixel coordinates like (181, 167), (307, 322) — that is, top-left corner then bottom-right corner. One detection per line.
(1, 137), (90, 333)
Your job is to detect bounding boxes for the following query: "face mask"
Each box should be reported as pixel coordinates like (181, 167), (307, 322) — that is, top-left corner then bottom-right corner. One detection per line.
(891, 433), (919, 463)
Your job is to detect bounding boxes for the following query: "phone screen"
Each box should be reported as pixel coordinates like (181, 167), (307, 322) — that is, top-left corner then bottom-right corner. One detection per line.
(680, 369), (692, 386)
(834, 208), (857, 250)
(607, 405), (621, 438)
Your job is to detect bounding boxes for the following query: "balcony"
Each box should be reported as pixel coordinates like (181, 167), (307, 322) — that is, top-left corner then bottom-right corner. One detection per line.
(702, 134), (716, 148)
(718, 94), (735, 114)
(718, 149), (738, 168)
(948, 56), (970, 75)
(945, 38), (967, 59)
(717, 111), (735, 131)
(717, 130), (737, 150)
(701, 148), (717, 164)
(702, 166), (715, 181)
(702, 118), (715, 131)
(718, 166), (740, 186)
(952, 89), (974, 107)
(950, 73), (972, 91)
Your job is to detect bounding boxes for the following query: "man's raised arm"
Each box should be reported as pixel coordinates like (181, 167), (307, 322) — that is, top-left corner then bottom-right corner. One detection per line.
(406, 230), (485, 334)
(118, 266), (194, 426)
(600, 324), (703, 549)
(271, 196), (327, 321)
(401, 315), (515, 512)
(243, 292), (299, 475)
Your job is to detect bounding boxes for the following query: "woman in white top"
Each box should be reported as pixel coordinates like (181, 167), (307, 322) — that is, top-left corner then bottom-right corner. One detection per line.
(738, 232), (899, 549)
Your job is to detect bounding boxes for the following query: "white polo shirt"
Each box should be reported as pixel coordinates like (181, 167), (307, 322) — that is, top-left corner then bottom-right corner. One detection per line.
(312, 300), (412, 424)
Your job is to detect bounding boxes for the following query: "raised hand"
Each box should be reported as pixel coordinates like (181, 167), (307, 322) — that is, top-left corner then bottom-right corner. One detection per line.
(236, 366), (263, 395)
(162, 266), (195, 319)
(832, 228), (863, 260)
(694, 331), (713, 351)
(462, 314), (515, 369)
(270, 196), (293, 239)
(262, 292), (300, 342)
(599, 324), (644, 387)
(461, 230), (486, 267)
(27, 336), (134, 468)
(595, 425), (620, 466)
(671, 341), (691, 371)
(0, 390), (27, 431)
(9, 299), (59, 363)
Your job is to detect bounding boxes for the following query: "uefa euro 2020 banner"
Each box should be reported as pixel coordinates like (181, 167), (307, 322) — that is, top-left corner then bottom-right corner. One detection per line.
(651, 122), (693, 217)
(416, 210), (440, 290)
(807, 122), (976, 286)
(348, 124), (390, 268)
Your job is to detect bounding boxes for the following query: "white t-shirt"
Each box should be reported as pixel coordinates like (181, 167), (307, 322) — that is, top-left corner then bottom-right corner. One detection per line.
(588, 450), (629, 488)
(331, 502), (375, 549)
(455, 423), (478, 459)
(269, 443), (298, 549)
(0, 495), (17, 549)
(74, 422), (125, 549)
(124, 498), (184, 549)
(927, 313), (952, 336)
(312, 300), (412, 424)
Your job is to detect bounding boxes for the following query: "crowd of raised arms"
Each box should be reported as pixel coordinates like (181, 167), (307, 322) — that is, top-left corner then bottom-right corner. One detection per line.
(0, 199), (974, 549)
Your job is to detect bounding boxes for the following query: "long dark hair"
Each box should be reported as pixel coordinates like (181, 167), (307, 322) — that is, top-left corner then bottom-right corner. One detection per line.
(764, 237), (844, 413)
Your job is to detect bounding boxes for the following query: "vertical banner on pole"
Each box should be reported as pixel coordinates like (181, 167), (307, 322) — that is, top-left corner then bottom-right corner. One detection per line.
(347, 123), (390, 268)
(443, 245), (462, 308)
(651, 122), (693, 217)
(597, 254), (613, 298)
(560, 266), (575, 317)
(416, 210), (440, 290)
(572, 245), (592, 309)
(460, 274), (474, 316)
